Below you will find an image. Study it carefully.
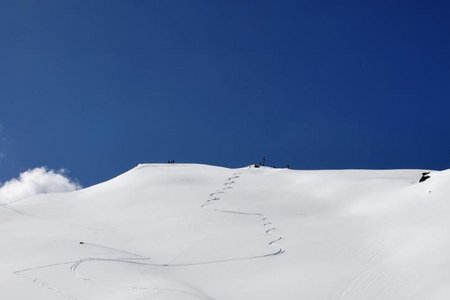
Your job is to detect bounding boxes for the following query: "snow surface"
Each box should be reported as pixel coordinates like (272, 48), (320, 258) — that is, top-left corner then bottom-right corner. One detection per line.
(1, 164), (449, 299)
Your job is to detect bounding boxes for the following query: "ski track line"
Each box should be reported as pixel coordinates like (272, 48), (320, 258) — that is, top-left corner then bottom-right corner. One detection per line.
(14, 261), (83, 300)
(70, 257), (152, 275)
(13, 241), (151, 300)
(201, 171), (285, 258)
(18, 274), (80, 300)
(14, 169), (285, 298)
(78, 241), (147, 258)
(70, 170), (285, 275)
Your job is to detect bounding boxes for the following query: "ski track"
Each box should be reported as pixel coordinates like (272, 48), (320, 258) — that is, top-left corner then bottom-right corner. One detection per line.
(77, 241), (146, 258)
(200, 171), (285, 258)
(16, 273), (80, 300)
(13, 169), (285, 299)
(14, 261), (82, 300)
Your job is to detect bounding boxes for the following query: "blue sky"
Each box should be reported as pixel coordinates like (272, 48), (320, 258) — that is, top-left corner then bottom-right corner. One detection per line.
(1, 0), (449, 186)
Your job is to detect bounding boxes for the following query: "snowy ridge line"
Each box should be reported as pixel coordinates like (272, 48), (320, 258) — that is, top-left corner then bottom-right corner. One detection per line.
(201, 171), (285, 257)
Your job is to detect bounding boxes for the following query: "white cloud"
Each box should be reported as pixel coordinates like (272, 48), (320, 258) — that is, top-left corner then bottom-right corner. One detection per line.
(0, 167), (81, 204)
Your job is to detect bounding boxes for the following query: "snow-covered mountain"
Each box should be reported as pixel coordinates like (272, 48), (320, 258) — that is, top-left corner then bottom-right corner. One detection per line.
(1, 164), (449, 299)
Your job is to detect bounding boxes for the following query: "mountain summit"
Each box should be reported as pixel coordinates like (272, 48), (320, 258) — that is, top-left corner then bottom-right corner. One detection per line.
(2, 164), (449, 299)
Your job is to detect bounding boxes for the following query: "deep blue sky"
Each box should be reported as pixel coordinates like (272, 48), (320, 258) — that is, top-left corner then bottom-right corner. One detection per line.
(1, 0), (449, 186)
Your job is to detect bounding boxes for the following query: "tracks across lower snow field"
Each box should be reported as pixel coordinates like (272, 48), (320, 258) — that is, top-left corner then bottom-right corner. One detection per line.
(70, 170), (284, 271)
(13, 169), (285, 299)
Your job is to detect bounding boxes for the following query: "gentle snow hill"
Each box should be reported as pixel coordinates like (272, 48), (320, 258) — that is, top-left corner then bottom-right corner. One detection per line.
(1, 164), (449, 299)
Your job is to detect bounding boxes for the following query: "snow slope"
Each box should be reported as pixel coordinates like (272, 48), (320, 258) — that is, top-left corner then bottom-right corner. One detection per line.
(1, 164), (449, 299)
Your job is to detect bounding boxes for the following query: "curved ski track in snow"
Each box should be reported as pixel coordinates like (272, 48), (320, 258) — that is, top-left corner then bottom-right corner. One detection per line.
(13, 168), (285, 299)
(70, 170), (284, 273)
(201, 171), (285, 257)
